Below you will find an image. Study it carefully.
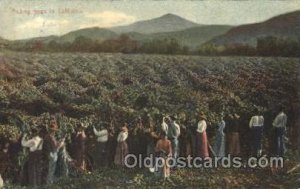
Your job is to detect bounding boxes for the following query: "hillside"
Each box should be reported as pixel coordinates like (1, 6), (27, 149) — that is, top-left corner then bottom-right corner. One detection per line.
(0, 37), (7, 43)
(111, 13), (200, 34)
(124, 25), (231, 49)
(208, 10), (300, 46)
(150, 25), (232, 49)
(60, 27), (118, 43)
(0, 37), (9, 45)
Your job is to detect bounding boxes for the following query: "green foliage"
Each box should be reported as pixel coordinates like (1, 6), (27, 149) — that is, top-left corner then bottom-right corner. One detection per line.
(0, 52), (299, 149)
(0, 125), (20, 141)
(199, 36), (300, 57)
(257, 36), (300, 57)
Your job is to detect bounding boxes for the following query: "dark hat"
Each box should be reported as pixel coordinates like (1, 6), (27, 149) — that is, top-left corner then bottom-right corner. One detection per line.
(30, 127), (39, 135)
(161, 131), (168, 137)
(169, 115), (178, 121)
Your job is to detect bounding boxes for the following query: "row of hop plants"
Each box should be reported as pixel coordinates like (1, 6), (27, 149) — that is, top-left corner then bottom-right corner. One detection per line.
(0, 52), (299, 146)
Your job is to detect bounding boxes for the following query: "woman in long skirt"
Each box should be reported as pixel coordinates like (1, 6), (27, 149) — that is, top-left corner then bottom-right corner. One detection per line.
(227, 114), (241, 156)
(114, 124), (129, 166)
(213, 118), (226, 157)
(73, 123), (87, 171)
(196, 112), (209, 158)
(55, 144), (73, 178)
(21, 129), (43, 187)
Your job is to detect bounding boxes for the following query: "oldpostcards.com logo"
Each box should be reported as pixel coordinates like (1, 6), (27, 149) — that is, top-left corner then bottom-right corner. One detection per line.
(124, 154), (284, 169)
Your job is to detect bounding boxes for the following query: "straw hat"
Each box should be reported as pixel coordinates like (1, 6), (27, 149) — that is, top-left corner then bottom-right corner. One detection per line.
(77, 123), (87, 130)
(199, 111), (207, 120)
(234, 113), (240, 119)
(121, 126), (128, 132)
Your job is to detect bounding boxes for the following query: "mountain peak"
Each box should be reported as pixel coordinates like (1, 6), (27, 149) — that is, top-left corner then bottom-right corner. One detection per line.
(111, 13), (199, 34)
(159, 13), (181, 18)
(154, 13), (195, 23)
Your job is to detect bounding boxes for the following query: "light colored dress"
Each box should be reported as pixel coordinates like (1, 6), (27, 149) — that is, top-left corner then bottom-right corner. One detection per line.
(213, 120), (226, 157)
(114, 131), (129, 166)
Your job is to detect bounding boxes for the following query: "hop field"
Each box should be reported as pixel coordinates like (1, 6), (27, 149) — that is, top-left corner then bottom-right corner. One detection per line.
(0, 51), (299, 125)
(0, 51), (299, 188)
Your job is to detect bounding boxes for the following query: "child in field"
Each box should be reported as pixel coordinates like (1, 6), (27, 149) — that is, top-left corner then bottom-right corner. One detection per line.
(155, 132), (172, 178)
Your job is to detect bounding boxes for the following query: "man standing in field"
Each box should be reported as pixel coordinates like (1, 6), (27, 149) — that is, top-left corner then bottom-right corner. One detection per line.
(93, 124), (108, 167)
(272, 106), (288, 157)
(249, 108), (264, 157)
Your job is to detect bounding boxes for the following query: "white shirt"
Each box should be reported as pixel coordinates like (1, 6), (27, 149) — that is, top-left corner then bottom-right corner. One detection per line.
(249, 115), (264, 128)
(168, 121), (180, 138)
(0, 174), (3, 189)
(273, 112), (287, 128)
(22, 135), (43, 152)
(197, 120), (207, 133)
(161, 121), (168, 133)
(174, 122), (181, 137)
(93, 128), (108, 142)
(117, 131), (128, 142)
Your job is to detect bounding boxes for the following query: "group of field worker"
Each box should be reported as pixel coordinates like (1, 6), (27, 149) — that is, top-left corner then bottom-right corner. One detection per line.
(0, 105), (289, 187)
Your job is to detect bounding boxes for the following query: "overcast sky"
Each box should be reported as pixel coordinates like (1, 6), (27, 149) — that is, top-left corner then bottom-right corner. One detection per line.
(0, 0), (300, 40)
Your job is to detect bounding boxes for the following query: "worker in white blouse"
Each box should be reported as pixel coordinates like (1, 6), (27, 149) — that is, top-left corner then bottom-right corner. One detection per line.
(93, 124), (109, 167)
(114, 125), (129, 166)
(196, 112), (209, 158)
(161, 116), (169, 134)
(249, 108), (264, 157)
(21, 128), (44, 187)
(272, 106), (288, 157)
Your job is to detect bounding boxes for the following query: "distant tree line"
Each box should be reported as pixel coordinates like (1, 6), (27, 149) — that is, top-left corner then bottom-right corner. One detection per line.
(7, 35), (300, 57)
(199, 36), (300, 57)
(8, 34), (189, 55)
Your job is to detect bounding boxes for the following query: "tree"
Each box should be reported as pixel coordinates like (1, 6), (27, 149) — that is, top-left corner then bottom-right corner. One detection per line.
(70, 36), (94, 52)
